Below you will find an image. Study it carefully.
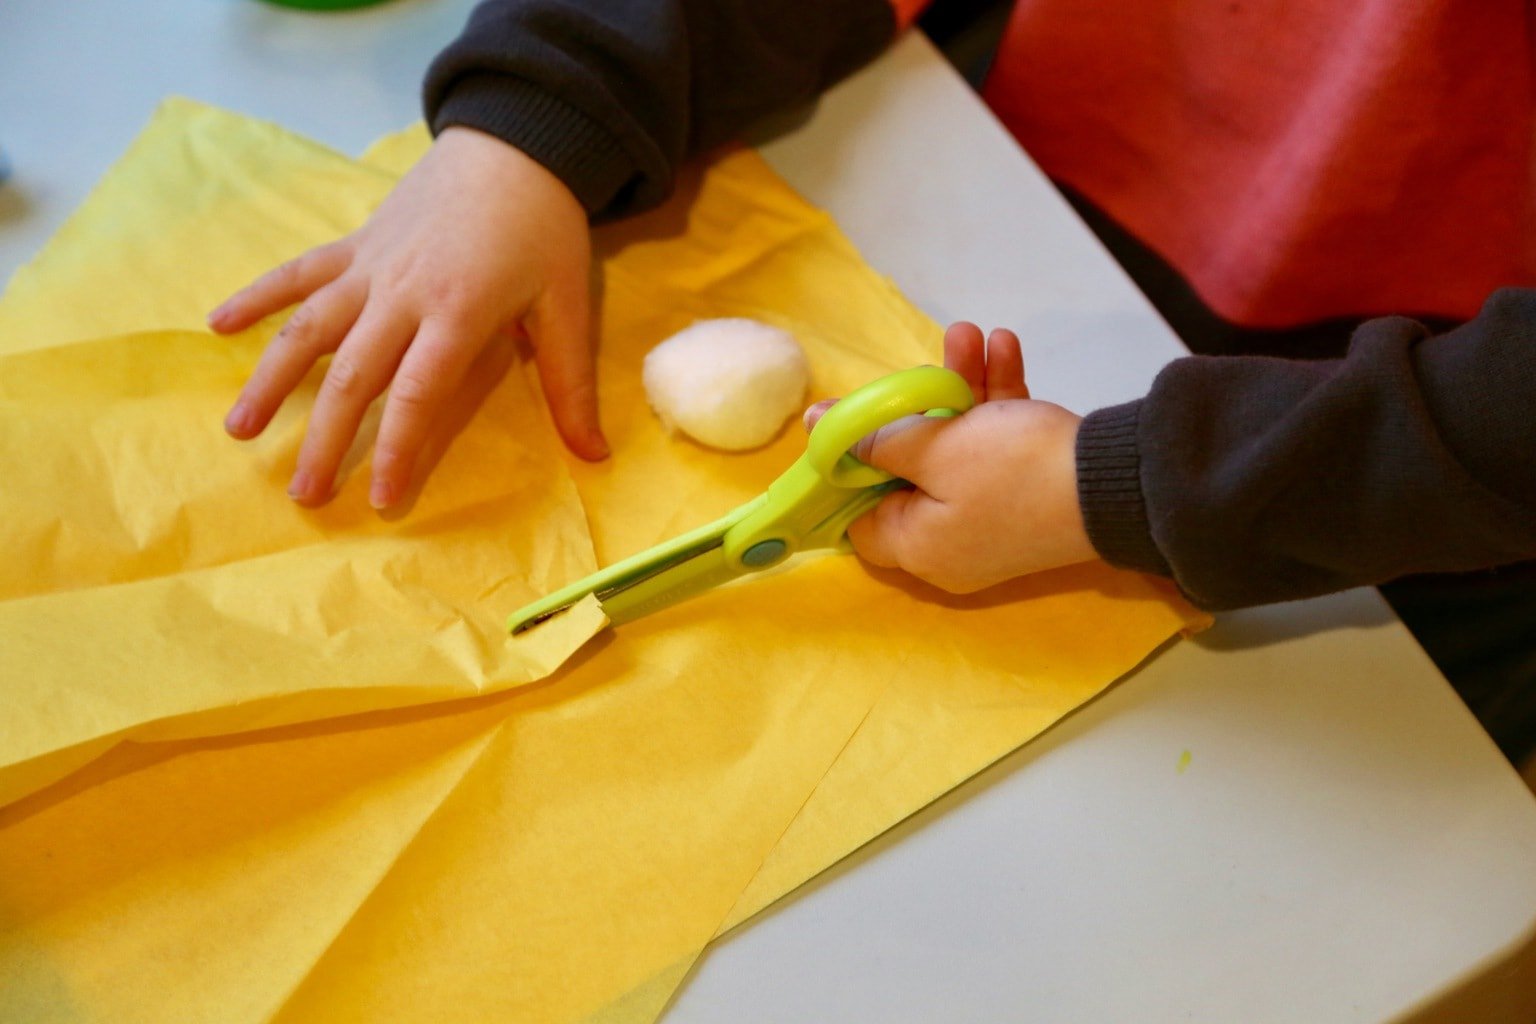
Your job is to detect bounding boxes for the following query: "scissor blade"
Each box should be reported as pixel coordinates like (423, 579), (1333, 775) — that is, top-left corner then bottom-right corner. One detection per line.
(508, 499), (762, 636)
(596, 543), (740, 627)
(508, 540), (739, 635)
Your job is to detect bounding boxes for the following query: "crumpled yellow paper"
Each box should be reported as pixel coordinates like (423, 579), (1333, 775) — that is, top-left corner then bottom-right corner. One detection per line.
(0, 102), (605, 806)
(0, 99), (1206, 1023)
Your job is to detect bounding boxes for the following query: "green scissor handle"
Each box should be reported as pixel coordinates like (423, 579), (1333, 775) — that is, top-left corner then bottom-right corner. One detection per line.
(507, 365), (974, 634)
(806, 365), (975, 488)
(719, 365), (975, 569)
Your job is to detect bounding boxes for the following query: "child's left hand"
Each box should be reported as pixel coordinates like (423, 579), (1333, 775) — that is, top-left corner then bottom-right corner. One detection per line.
(806, 322), (1095, 593)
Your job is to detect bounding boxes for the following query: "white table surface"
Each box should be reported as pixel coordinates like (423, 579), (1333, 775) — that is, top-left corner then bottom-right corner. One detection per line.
(4, 3), (1535, 1021)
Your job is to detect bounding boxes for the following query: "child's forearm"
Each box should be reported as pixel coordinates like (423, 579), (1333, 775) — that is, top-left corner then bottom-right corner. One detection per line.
(1078, 288), (1536, 610)
(421, 0), (896, 221)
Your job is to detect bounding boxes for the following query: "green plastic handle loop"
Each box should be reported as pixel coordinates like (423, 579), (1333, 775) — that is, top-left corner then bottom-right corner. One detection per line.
(719, 365), (975, 565)
(805, 365), (976, 488)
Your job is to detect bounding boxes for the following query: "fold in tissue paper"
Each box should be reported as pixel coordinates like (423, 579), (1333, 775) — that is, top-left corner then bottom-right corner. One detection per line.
(0, 99), (1206, 1024)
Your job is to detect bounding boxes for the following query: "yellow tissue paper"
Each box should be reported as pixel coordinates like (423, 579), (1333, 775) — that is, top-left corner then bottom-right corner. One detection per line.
(0, 327), (604, 803)
(0, 98), (398, 354)
(0, 101), (604, 805)
(0, 99), (1206, 1023)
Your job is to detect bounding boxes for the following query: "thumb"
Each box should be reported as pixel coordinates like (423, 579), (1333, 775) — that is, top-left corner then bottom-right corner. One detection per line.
(844, 415), (950, 569)
(849, 413), (950, 485)
(529, 286), (608, 460)
(802, 399), (837, 433)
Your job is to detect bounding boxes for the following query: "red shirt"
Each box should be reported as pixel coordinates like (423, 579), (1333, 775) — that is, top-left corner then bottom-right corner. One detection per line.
(906, 0), (1536, 327)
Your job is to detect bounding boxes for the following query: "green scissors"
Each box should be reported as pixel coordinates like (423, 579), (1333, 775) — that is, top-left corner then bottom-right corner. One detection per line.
(508, 365), (975, 635)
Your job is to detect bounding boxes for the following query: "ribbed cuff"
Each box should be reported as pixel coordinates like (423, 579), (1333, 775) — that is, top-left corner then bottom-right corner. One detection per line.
(431, 73), (636, 217)
(1076, 400), (1171, 577)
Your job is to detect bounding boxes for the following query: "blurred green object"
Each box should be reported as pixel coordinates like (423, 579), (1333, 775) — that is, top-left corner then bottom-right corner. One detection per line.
(259, 0), (396, 10)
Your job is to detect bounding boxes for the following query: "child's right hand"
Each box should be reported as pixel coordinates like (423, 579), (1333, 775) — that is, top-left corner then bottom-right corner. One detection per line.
(806, 323), (1096, 594)
(209, 126), (607, 511)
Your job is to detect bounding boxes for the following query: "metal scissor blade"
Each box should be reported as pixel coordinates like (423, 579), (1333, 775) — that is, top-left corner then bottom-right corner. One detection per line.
(595, 542), (740, 627)
(507, 498), (762, 636)
(509, 537), (739, 635)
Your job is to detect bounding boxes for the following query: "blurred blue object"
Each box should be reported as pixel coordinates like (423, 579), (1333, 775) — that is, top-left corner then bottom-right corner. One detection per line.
(0, 145), (11, 185)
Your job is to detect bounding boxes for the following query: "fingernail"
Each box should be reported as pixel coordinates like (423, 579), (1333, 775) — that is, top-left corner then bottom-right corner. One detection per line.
(288, 470), (313, 502)
(225, 402), (253, 437)
(207, 305), (231, 329)
(369, 478), (395, 510)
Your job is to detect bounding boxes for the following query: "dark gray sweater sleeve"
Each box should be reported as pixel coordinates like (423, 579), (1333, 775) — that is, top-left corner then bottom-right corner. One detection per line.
(422, 0), (894, 220)
(1077, 288), (1536, 610)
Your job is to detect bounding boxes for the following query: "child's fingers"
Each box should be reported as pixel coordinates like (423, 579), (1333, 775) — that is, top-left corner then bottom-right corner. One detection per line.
(368, 316), (484, 510)
(845, 487), (914, 570)
(984, 328), (1029, 400)
(209, 242), (350, 333)
(529, 286), (607, 461)
(850, 413), (951, 490)
(846, 486), (952, 584)
(943, 321), (987, 401)
(225, 277), (366, 439)
(287, 306), (415, 505)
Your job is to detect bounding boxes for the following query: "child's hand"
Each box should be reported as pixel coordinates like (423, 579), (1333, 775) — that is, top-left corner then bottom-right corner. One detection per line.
(209, 126), (606, 510)
(807, 323), (1095, 593)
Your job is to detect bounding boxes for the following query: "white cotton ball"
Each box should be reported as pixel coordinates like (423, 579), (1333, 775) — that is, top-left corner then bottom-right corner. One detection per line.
(642, 318), (810, 451)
